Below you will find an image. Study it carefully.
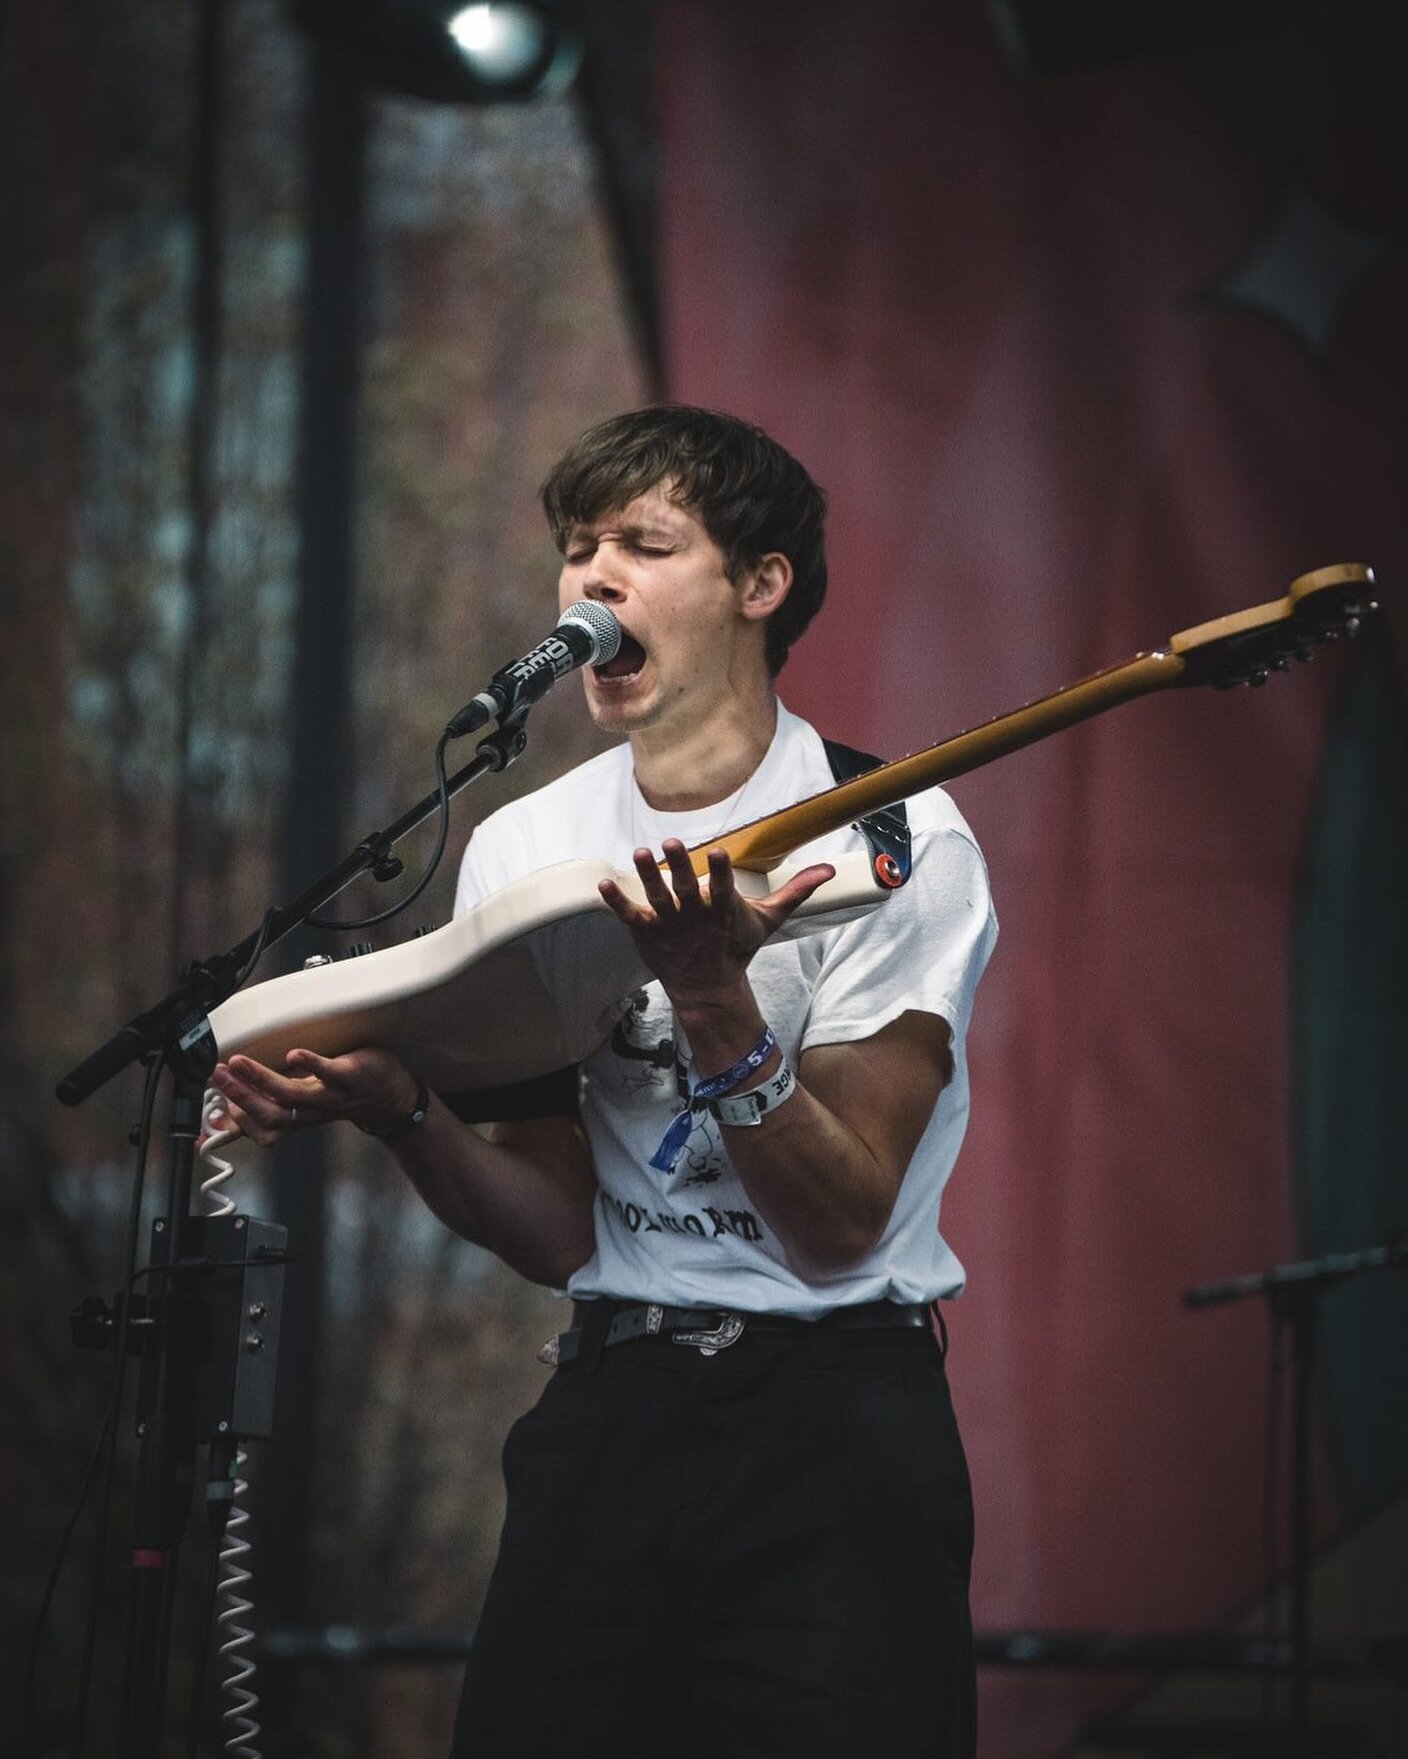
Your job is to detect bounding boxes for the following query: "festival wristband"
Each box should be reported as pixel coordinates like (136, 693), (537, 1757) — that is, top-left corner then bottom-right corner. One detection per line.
(708, 1056), (796, 1128)
(649, 1026), (777, 1173)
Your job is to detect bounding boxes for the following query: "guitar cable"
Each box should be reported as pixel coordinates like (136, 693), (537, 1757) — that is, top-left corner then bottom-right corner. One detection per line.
(307, 731), (454, 932)
(197, 1094), (265, 1759)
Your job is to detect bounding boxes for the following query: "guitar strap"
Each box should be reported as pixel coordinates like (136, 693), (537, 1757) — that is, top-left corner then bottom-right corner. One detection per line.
(444, 738), (911, 1124)
(821, 738), (912, 890)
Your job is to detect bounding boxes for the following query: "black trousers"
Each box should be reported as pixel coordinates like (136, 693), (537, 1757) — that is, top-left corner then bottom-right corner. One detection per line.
(451, 1307), (976, 1759)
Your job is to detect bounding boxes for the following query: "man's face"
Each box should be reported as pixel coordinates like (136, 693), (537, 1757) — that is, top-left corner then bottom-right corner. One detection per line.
(557, 483), (767, 741)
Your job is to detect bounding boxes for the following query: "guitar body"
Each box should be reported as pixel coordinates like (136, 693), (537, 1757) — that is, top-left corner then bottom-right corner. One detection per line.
(208, 853), (889, 1092)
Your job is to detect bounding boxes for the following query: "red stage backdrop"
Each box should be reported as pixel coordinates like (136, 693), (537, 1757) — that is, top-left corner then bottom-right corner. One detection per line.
(658, 1), (1408, 1750)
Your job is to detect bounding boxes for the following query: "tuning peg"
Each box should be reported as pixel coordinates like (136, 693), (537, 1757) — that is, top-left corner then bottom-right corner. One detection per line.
(1320, 627), (1342, 642)
(1250, 668), (1270, 686)
(1271, 656), (1291, 671)
(1345, 616), (1361, 637)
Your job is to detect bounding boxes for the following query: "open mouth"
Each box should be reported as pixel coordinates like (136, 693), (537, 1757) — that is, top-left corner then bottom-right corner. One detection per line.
(593, 631), (646, 681)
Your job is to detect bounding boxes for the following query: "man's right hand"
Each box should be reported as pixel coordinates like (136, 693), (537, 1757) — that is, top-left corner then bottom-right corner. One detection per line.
(208, 1046), (420, 1146)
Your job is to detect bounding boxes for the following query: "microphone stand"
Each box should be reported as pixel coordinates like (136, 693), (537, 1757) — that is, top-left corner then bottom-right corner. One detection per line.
(58, 707), (530, 1758)
(1184, 1238), (1408, 1736)
(58, 711), (530, 1110)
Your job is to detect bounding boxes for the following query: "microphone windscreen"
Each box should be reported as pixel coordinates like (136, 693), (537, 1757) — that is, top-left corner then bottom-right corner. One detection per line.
(558, 600), (622, 666)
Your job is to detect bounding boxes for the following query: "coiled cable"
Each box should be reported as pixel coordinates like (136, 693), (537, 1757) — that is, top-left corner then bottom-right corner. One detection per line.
(199, 1088), (239, 1217)
(214, 1447), (260, 1759)
(198, 1095), (262, 1756)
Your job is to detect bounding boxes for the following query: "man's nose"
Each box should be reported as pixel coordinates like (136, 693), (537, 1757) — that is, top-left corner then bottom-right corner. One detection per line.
(580, 546), (629, 602)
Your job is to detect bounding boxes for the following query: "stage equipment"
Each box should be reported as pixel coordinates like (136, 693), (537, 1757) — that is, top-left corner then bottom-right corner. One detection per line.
(1185, 1239), (1408, 1736)
(445, 599), (621, 738)
(55, 679), (549, 1756)
(290, 0), (582, 104)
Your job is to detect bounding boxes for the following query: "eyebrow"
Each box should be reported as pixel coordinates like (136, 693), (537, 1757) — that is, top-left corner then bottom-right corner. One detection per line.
(567, 518), (683, 545)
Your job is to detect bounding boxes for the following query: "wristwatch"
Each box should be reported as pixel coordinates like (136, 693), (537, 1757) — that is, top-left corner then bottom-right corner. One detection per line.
(356, 1078), (431, 1142)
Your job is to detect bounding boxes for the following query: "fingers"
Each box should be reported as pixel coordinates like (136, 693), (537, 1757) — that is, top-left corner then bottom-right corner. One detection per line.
(755, 861), (836, 930)
(659, 840), (703, 907)
(599, 875), (648, 924)
(601, 841), (702, 925)
(209, 1054), (323, 1146)
(207, 1046), (419, 1147)
(705, 846), (735, 908)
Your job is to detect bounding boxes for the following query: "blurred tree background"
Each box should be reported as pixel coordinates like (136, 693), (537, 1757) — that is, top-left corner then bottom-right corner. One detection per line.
(1, 1), (644, 1752)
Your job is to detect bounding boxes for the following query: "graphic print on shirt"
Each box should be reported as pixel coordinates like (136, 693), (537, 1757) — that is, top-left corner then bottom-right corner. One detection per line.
(609, 988), (726, 1187)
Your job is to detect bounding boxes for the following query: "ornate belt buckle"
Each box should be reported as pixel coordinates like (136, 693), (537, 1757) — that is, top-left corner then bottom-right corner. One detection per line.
(672, 1312), (745, 1356)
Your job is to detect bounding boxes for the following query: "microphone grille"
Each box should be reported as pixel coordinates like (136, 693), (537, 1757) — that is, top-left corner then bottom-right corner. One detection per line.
(559, 600), (622, 664)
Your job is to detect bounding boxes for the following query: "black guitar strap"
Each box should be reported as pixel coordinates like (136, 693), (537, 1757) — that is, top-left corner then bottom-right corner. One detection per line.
(822, 738), (912, 891)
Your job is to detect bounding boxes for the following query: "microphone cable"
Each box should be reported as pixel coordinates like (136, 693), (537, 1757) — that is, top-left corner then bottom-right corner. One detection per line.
(306, 729), (454, 933)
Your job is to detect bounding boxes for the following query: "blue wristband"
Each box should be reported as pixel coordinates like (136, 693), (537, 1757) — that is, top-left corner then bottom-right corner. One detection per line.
(649, 1025), (777, 1174)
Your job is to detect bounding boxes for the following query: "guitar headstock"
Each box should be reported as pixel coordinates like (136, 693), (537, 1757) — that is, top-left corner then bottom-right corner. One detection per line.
(1169, 563), (1378, 689)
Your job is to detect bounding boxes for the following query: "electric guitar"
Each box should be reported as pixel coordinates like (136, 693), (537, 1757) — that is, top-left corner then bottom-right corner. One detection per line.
(207, 563), (1377, 1099)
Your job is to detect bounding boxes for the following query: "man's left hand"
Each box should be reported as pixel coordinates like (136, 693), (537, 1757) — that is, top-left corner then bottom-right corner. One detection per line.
(598, 839), (834, 1010)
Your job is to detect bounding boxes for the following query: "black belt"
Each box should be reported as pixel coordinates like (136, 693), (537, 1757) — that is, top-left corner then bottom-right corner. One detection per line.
(541, 1298), (931, 1364)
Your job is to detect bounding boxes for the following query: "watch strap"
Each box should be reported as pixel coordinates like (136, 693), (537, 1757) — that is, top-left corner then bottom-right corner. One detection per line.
(356, 1077), (431, 1141)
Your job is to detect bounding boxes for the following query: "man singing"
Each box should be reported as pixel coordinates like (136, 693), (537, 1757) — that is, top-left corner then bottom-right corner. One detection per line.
(209, 405), (996, 1757)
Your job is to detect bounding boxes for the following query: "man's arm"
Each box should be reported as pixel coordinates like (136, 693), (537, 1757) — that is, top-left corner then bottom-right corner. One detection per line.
(208, 1049), (597, 1288)
(599, 840), (954, 1275)
(677, 992), (951, 1275)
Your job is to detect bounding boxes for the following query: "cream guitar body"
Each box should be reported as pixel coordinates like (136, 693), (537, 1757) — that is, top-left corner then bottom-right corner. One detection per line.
(207, 853), (888, 1094)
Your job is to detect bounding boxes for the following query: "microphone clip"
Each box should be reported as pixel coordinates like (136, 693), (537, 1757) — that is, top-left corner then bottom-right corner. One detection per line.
(444, 602), (621, 741)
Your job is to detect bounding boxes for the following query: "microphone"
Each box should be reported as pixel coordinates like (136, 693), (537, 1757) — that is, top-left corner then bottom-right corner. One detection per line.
(445, 601), (621, 738)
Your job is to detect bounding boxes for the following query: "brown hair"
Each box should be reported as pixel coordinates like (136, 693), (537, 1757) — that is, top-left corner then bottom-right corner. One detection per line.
(541, 405), (827, 675)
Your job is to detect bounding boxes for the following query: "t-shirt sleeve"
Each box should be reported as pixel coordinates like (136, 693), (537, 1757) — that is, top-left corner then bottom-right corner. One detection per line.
(453, 811), (532, 918)
(453, 832), (495, 918)
(799, 822), (997, 1054)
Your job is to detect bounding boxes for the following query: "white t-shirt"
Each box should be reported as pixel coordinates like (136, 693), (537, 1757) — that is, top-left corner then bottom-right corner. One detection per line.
(454, 702), (997, 1316)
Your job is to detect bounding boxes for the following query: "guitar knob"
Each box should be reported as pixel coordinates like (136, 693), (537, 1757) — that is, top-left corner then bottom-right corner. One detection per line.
(302, 954), (334, 970)
(347, 941), (375, 958)
(413, 925), (435, 938)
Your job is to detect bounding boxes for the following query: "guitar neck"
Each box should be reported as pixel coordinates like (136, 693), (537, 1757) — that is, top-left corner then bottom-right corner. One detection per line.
(706, 648), (1189, 872)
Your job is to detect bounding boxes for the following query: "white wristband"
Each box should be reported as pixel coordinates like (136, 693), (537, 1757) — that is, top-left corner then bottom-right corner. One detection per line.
(707, 1056), (796, 1128)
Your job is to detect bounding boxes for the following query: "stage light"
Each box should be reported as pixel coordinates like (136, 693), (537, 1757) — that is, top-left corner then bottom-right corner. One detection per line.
(446, 5), (547, 83)
(445, 3), (580, 97)
(290, 0), (582, 105)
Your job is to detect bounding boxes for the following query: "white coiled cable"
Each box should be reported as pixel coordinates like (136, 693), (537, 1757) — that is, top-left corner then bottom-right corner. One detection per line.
(199, 1088), (240, 1217)
(198, 1093), (263, 1757)
(216, 1447), (261, 1759)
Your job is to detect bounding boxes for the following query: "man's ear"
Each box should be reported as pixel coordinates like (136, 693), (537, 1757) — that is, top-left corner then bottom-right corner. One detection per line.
(739, 552), (793, 623)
